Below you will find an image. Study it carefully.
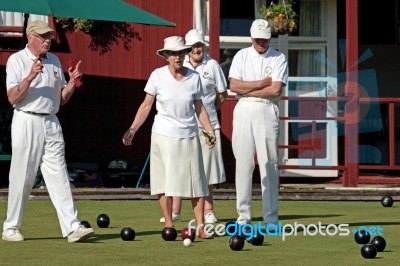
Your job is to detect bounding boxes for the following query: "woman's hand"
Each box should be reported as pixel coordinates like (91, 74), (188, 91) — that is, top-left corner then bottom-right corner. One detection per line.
(203, 130), (216, 149)
(122, 128), (136, 146)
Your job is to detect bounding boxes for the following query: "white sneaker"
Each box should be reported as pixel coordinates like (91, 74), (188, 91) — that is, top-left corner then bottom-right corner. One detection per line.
(2, 228), (24, 241)
(67, 225), (94, 243)
(204, 212), (218, 223)
(159, 213), (182, 223)
(236, 218), (251, 226)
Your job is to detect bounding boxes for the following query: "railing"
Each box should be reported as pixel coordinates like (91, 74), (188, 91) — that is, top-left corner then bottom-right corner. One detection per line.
(278, 96), (400, 185)
(0, 26), (23, 36)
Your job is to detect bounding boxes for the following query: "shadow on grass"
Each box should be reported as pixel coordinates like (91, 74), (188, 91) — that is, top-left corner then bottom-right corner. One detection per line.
(135, 230), (163, 237)
(92, 230), (163, 241)
(218, 214), (344, 223)
(279, 214), (344, 220)
(25, 236), (102, 243)
(348, 221), (400, 227)
(25, 237), (63, 241)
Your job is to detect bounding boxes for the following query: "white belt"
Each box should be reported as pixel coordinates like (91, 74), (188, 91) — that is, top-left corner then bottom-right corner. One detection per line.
(238, 97), (276, 105)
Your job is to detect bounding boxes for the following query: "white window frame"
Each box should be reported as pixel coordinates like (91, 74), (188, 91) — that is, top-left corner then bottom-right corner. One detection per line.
(197, 0), (339, 177)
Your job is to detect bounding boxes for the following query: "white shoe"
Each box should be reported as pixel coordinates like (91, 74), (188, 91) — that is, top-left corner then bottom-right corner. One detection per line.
(67, 225), (94, 243)
(204, 212), (218, 223)
(159, 213), (182, 223)
(236, 218), (251, 226)
(2, 228), (24, 241)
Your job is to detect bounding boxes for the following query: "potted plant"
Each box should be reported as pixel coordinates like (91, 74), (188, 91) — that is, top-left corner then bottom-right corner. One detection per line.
(259, 0), (297, 35)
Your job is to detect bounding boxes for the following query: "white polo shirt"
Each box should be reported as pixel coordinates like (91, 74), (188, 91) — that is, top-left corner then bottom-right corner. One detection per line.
(145, 65), (203, 138)
(229, 45), (288, 102)
(184, 54), (227, 129)
(6, 46), (67, 114)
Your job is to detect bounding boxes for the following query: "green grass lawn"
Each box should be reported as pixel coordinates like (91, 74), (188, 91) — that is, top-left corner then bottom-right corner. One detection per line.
(0, 199), (398, 265)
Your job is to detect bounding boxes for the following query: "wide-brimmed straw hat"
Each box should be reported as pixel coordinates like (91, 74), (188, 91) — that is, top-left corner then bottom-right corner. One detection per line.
(157, 36), (192, 57)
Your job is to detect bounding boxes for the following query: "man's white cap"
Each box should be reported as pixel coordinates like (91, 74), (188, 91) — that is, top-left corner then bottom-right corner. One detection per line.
(250, 19), (271, 39)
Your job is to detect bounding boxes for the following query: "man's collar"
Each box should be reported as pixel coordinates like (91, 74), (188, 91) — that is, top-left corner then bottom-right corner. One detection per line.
(25, 44), (48, 60)
(251, 45), (270, 56)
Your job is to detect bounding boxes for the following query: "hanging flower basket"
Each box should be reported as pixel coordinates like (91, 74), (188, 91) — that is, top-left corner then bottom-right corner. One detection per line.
(268, 17), (296, 35)
(259, 1), (297, 35)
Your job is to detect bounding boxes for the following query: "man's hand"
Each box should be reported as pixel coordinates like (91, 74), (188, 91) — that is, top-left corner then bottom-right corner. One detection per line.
(68, 60), (83, 88)
(30, 58), (43, 78)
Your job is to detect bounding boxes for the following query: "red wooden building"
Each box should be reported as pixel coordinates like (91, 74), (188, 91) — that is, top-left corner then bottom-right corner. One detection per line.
(2, 0), (400, 186)
(0, 1), (199, 181)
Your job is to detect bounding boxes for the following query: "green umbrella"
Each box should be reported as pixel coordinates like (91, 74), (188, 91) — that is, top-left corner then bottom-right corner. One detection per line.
(0, 0), (175, 27)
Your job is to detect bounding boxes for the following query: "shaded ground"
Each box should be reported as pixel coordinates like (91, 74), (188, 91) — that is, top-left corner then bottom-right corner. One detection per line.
(1, 183), (399, 201)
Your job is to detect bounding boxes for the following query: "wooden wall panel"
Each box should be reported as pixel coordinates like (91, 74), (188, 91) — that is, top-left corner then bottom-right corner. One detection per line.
(0, 0), (243, 184)
(0, 0), (193, 80)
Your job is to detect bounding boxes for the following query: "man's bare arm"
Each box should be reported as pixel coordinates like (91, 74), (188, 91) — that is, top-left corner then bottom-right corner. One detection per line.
(229, 77), (272, 95)
(243, 81), (284, 98)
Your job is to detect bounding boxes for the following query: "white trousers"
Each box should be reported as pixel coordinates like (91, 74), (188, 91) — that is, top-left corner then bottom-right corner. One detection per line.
(232, 99), (279, 224)
(3, 110), (80, 237)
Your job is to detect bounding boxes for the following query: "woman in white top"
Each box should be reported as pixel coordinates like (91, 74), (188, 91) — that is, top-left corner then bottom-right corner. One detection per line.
(122, 36), (215, 239)
(159, 29), (228, 224)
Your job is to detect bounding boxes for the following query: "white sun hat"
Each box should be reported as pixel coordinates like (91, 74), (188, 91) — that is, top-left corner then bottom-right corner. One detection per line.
(185, 29), (209, 46)
(157, 36), (192, 57)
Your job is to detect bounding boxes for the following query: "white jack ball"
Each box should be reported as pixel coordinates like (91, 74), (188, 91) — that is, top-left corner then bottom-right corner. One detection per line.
(183, 238), (192, 247)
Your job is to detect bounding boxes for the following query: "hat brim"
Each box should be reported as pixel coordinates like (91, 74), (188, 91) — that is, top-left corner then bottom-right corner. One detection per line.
(157, 46), (192, 57)
(250, 31), (271, 39)
(34, 28), (55, 35)
(185, 40), (209, 47)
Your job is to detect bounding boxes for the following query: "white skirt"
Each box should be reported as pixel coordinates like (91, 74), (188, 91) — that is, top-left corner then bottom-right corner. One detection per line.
(150, 133), (209, 197)
(199, 129), (226, 185)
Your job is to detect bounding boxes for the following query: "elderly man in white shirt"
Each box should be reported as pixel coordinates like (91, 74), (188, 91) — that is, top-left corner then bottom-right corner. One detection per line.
(229, 19), (288, 228)
(2, 20), (94, 243)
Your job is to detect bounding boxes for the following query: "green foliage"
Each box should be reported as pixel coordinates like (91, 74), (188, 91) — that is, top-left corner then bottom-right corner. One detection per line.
(55, 18), (99, 33)
(259, 1), (296, 21)
(53, 18), (139, 54)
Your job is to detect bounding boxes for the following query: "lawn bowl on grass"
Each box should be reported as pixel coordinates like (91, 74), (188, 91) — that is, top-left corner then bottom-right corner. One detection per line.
(0, 200), (399, 265)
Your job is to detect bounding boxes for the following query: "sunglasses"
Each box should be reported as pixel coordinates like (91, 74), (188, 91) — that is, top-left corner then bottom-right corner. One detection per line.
(33, 32), (54, 42)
